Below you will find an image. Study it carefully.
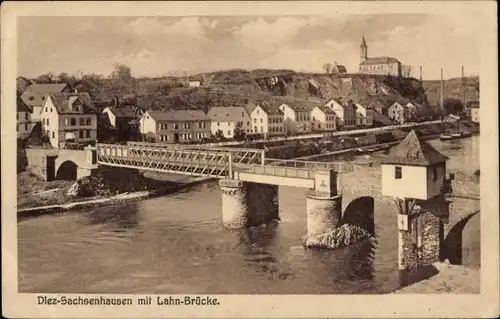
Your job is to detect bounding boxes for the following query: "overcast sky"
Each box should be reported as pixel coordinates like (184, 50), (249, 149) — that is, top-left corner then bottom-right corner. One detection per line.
(18, 14), (479, 80)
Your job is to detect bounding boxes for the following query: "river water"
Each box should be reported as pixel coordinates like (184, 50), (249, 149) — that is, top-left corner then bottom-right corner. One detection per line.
(17, 136), (480, 294)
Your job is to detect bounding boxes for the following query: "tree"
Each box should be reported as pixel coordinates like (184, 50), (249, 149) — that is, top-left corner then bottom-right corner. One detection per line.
(36, 73), (54, 84)
(233, 123), (246, 141)
(214, 130), (226, 142)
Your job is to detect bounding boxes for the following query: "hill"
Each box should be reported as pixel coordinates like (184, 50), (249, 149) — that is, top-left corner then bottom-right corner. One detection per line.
(422, 76), (479, 107)
(84, 70), (430, 113)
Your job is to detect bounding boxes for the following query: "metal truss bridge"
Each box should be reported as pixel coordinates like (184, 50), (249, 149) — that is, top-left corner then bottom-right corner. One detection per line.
(95, 142), (354, 182)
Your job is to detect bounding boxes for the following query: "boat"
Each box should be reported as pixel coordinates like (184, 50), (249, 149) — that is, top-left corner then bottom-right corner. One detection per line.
(439, 133), (458, 141)
(460, 131), (472, 138)
(354, 148), (367, 155)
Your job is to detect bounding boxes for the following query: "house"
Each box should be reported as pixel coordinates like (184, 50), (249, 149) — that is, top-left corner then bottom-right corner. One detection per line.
(189, 80), (202, 88)
(311, 105), (337, 131)
(21, 83), (72, 122)
(102, 106), (138, 133)
(359, 36), (402, 77)
(278, 101), (314, 134)
(354, 102), (374, 127)
(324, 99), (357, 129)
(17, 94), (32, 138)
(207, 106), (251, 139)
(388, 101), (408, 124)
(246, 101), (284, 137)
(140, 110), (211, 143)
(381, 130), (449, 200)
(40, 92), (98, 149)
(17, 76), (35, 93)
(369, 99), (390, 116)
(469, 103), (479, 123)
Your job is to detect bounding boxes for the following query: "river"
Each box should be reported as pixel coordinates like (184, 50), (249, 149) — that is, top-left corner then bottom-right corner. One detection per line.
(17, 135), (480, 294)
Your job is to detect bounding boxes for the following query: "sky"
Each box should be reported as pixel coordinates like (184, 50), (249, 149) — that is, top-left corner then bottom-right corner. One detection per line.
(17, 14), (480, 80)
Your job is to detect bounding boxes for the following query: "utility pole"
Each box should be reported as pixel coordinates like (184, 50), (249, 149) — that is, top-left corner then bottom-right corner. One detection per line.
(440, 68), (444, 112)
(461, 65), (467, 115)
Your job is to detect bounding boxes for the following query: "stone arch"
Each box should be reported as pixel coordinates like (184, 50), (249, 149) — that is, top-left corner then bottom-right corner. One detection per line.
(442, 211), (479, 265)
(341, 196), (375, 235)
(56, 160), (78, 180)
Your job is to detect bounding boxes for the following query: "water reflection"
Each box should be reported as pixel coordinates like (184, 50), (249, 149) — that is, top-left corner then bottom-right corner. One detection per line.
(84, 203), (140, 232)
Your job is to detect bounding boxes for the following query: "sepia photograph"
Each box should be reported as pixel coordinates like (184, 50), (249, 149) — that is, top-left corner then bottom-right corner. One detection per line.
(2, 1), (498, 318)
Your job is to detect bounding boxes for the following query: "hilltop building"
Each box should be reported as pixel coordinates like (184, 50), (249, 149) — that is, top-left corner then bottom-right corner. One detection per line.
(359, 36), (402, 77)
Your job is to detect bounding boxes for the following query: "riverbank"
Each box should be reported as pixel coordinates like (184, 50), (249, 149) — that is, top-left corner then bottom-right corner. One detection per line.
(393, 262), (480, 293)
(17, 170), (212, 219)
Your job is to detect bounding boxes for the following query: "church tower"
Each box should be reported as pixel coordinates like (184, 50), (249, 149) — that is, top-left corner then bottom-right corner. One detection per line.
(360, 36), (368, 63)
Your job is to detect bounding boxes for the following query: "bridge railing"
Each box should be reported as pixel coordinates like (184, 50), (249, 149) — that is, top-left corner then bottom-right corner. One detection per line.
(125, 141), (264, 165)
(263, 158), (355, 173)
(96, 143), (234, 178)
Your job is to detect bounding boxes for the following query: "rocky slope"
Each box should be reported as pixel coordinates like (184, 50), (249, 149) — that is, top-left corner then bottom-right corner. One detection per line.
(423, 76), (479, 107)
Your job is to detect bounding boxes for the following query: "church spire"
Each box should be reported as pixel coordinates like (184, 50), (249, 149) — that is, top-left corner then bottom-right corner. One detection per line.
(360, 35), (368, 63)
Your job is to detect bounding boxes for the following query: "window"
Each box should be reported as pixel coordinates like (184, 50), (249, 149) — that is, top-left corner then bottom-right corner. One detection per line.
(47, 119), (50, 126)
(256, 110), (259, 114)
(431, 166), (438, 181)
(247, 121), (250, 126)
(183, 123), (190, 129)
(86, 117), (91, 126)
(25, 113), (29, 120)
(253, 119), (256, 123)
(85, 130), (90, 138)
(79, 130), (84, 138)
(227, 130), (231, 136)
(260, 118), (263, 123)
(70, 118), (76, 126)
(241, 112), (245, 117)
(79, 118), (84, 126)
(395, 166), (402, 179)
(50, 107), (52, 112)
(217, 122), (220, 126)
(173, 123), (178, 129)
(16, 125), (19, 132)
(25, 123), (28, 131)
(52, 131), (55, 138)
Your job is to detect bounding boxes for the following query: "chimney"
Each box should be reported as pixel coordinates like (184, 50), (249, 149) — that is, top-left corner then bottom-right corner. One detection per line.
(114, 96), (119, 107)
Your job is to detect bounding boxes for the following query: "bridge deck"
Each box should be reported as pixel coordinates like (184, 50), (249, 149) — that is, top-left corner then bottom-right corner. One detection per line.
(96, 143), (354, 184)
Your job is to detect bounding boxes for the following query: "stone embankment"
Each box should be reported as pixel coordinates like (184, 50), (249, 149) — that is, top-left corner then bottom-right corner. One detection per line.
(302, 224), (371, 249)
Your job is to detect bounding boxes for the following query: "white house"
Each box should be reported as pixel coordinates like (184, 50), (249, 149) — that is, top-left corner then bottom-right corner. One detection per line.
(355, 102), (374, 127)
(246, 101), (284, 137)
(102, 106), (138, 132)
(139, 110), (211, 143)
(311, 105), (337, 131)
(381, 130), (449, 200)
(21, 83), (72, 122)
(324, 99), (357, 129)
(189, 80), (201, 88)
(40, 92), (98, 149)
(207, 106), (251, 139)
(388, 101), (407, 124)
(17, 94), (32, 138)
(279, 101), (313, 134)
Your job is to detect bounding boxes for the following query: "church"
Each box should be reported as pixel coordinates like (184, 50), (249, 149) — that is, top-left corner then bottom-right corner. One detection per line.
(358, 36), (402, 77)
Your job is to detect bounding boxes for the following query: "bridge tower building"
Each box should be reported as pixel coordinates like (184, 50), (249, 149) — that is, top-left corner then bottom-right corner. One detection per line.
(381, 130), (453, 274)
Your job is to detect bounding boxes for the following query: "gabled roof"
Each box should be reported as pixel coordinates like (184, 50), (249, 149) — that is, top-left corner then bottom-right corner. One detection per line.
(105, 106), (137, 118)
(314, 105), (336, 114)
(147, 110), (210, 122)
(260, 101), (284, 116)
(208, 106), (249, 121)
(381, 130), (449, 166)
(280, 100), (317, 113)
(21, 83), (70, 107)
(46, 92), (97, 114)
(17, 92), (31, 112)
(360, 57), (401, 66)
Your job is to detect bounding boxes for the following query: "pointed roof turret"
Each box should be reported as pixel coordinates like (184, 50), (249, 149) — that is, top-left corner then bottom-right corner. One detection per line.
(360, 35), (367, 48)
(381, 130), (449, 166)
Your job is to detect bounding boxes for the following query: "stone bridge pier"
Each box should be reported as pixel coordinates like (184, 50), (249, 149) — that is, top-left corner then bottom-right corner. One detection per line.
(219, 179), (279, 228)
(219, 169), (342, 237)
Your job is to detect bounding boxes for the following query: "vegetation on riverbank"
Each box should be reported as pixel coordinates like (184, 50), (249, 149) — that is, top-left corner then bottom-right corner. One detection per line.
(17, 168), (187, 209)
